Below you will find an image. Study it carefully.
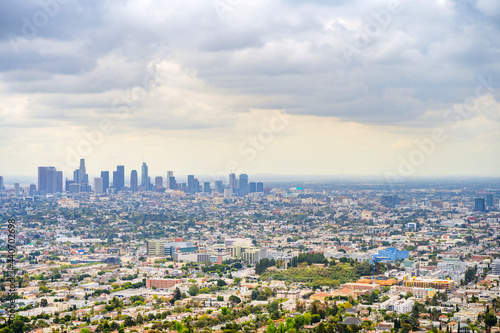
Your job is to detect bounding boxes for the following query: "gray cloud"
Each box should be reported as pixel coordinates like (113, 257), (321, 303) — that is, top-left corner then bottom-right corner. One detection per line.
(0, 0), (499, 130)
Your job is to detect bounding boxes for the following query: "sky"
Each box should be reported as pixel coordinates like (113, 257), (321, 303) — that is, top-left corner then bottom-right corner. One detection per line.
(1, 0), (500, 182)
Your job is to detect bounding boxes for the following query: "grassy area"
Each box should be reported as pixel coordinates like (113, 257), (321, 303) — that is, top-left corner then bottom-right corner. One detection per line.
(261, 265), (358, 287)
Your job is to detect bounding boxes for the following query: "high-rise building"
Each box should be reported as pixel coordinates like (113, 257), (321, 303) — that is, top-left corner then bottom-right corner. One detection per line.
(486, 194), (494, 207)
(65, 179), (75, 192)
(204, 182), (211, 194)
(215, 180), (224, 193)
(14, 183), (20, 196)
(166, 171), (173, 189)
(155, 176), (163, 191)
(229, 173), (236, 194)
(239, 174), (249, 196)
(474, 198), (486, 212)
(256, 182), (264, 193)
(73, 169), (79, 183)
(141, 162), (149, 191)
(249, 182), (256, 193)
(29, 184), (36, 196)
(79, 159), (88, 185)
(0, 176), (4, 190)
(38, 166), (62, 194)
(100, 171), (109, 192)
(130, 170), (138, 192)
(113, 165), (125, 191)
(187, 175), (195, 194)
(94, 177), (103, 194)
(169, 176), (177, 190)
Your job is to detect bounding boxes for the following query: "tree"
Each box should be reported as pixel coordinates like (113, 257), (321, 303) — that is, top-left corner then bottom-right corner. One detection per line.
(188, 284), (199, 296)
(217, 279), (227, 287)
(229, 295), (241, 305)
(485, 312), (497, 332)
(174, 287), (182, 300)
(40, 299), (48, 307)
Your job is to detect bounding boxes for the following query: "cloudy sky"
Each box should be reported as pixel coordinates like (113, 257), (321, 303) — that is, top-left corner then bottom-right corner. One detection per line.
(1, 0), (500, 182)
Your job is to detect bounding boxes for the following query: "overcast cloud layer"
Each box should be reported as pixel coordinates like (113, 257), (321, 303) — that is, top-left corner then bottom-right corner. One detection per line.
(1, 0), (500, 180)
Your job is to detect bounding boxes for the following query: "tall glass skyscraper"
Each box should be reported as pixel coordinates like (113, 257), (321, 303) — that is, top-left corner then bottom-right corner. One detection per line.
(131, 170), (138, 192)
(113, 165), (125, 191)
(141, 162), (149, 190)
(239, 174), (249, 196)
(100, 171), (109, 192)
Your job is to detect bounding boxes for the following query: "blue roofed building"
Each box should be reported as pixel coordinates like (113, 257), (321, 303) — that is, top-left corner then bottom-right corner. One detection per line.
(372, 247), (409, 263)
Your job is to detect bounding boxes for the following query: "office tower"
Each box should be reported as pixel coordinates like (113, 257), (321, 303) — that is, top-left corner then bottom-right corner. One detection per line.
(141, 162), (149, 191)
(38, 166), (61, 194)
(29, 184), (36, 196)
(474, 198), (486, 212)
(100, 171), (109, 192)
(79, 158), (88, 185)
(166, 171), (173, 189)
(486, 194), (494, 207)
(73, 169), (80, 183)
(56, 171), (63, 193)
(256, 182), (264, 192)
(113, 165), (125, 191)
(215, 180), (224, 193)
(0, 176), (4, 190)
(239, 174), (249, 196)
(69, 183), (80, 194)
(249, 182), (256, 193)
(229, 173), (236, 194)
(187, 175), (195, 194)
(155, 176), (163, 190)
(14, 183), (20, 196)
(204, 182), (211, 194)
(169, 176), (177, 190)
(65, 179), (75, 192)
(94, 177), (103, 194)
(130, 170), (138, 192)
(194, 178), (200, 193)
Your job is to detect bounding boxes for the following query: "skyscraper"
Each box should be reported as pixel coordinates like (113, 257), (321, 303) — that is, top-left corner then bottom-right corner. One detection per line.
(229, 173), (236, 195)
(38, 166), (62, 194)
(94, 177), (103, 194)
(474, 198), (486, 212)
(130, 170), (138, 192)
(239, 174), (249, 196)
(486, 194), (494, 207)
(114, 165), (125, 191)
(141, 162), (149, 191)
(73, 169), (80, 183)
(169, 176), (177, 190)
(0, 176), (4, 190)
(155, 176), (163, 191)
(100, 171), (109, 192)
(204, 182), (211, 194)
(249, 182), (256, 193)
(215, 180), (224, 193)
(29, 184), (36, 196)
(187, 175), (195, 194)
(79, 158), (88, 185)
(14, 183), (20, 196)
(256, 182), (264, 193)
(166, 171), (173, 189)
